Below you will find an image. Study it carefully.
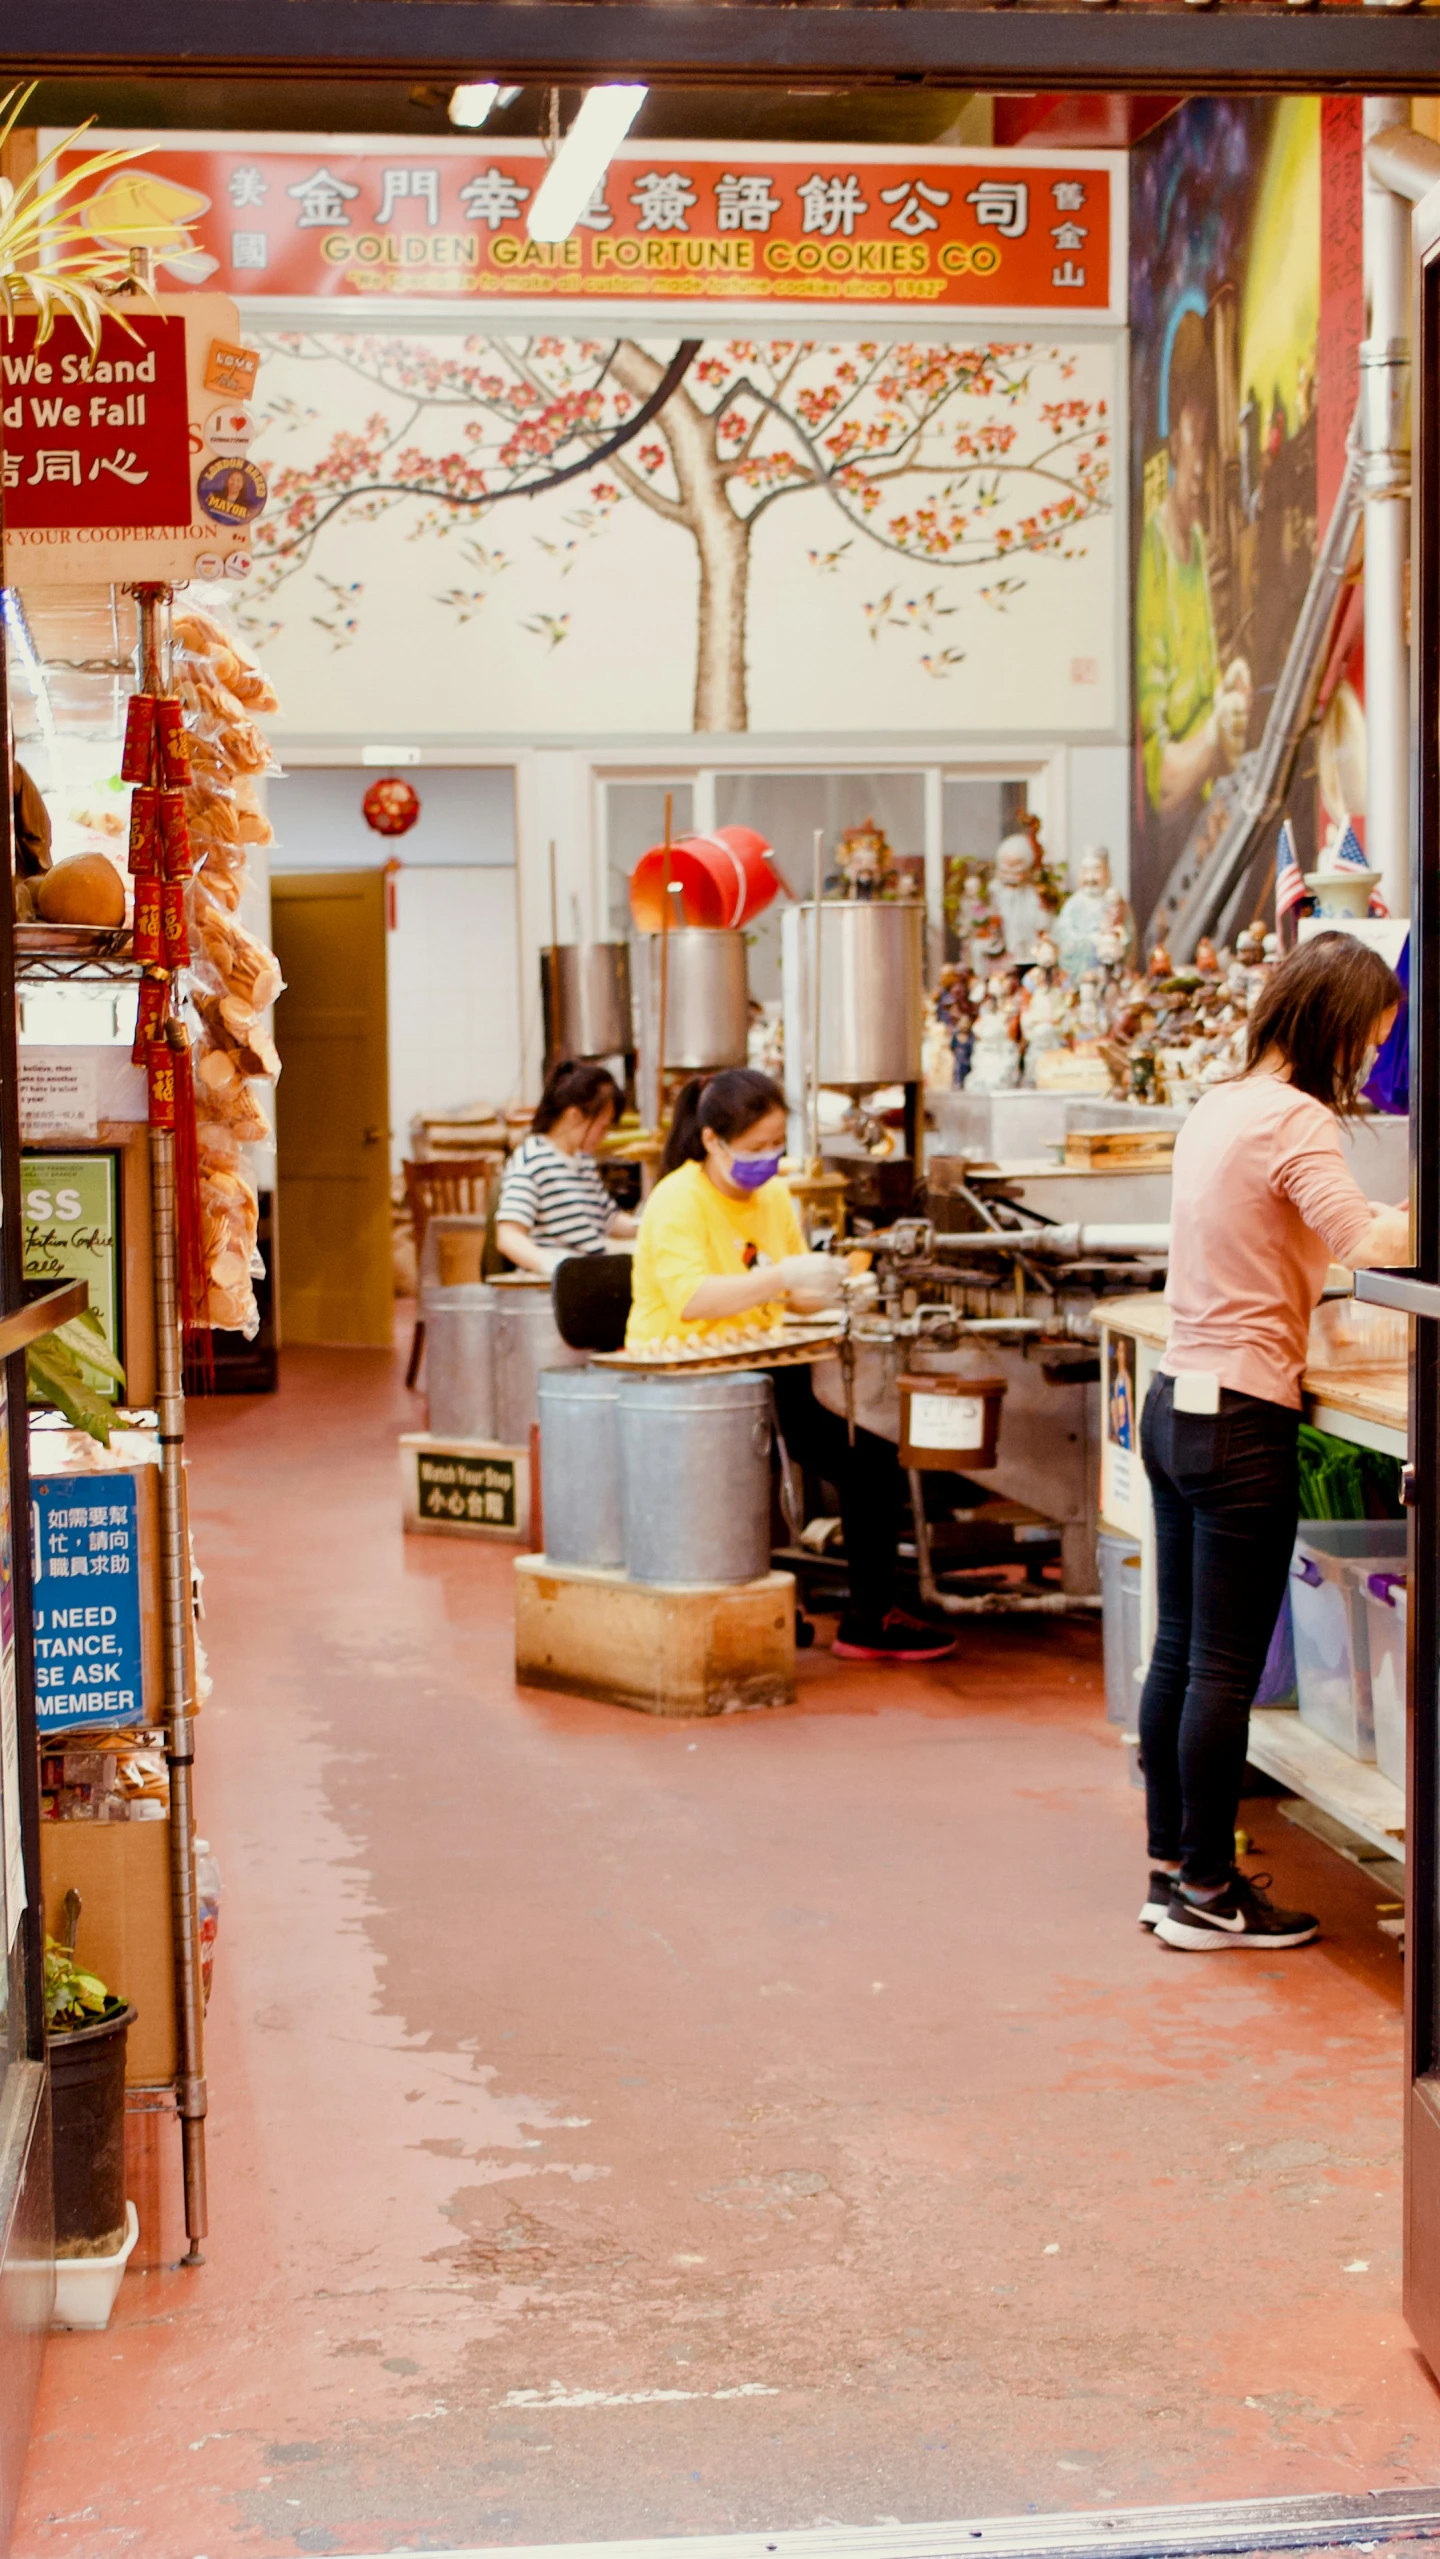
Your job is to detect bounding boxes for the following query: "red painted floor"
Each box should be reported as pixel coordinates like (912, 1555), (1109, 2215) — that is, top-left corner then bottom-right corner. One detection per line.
(13, 1342), (1440, 2559)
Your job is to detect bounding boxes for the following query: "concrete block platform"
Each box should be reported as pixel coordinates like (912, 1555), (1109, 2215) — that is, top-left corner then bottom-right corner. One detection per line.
(514, 1553), (795, 1716)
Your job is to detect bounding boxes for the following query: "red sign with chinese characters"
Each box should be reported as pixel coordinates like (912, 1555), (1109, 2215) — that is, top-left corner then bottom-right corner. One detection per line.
(1, 314), (192, 528)
(54, 141), (1119, 317)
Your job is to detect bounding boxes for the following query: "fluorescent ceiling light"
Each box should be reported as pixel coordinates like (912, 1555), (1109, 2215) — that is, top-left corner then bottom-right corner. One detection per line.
(449, 83), (500, 128)
(527, 85), (647, 241)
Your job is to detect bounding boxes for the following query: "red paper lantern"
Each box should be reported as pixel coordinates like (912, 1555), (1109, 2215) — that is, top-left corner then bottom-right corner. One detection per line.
(363, 776), (421, 838)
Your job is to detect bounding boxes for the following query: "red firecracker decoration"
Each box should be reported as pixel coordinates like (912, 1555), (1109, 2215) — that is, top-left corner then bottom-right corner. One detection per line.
(362, 776), (420, 838)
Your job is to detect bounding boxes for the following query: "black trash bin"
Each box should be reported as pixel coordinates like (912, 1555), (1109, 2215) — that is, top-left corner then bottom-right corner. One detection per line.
(47, 2004), (135, 2255)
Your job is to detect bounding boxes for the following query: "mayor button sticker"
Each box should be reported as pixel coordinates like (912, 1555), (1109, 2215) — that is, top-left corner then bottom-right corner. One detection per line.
(204, 402), (256, 458)
(197, 456), (268, 527)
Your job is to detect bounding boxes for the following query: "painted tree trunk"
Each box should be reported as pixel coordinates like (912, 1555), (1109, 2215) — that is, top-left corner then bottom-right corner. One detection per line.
(611, 341), (751, 732)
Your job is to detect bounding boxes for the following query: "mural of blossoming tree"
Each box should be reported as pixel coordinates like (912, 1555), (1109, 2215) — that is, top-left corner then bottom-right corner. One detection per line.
(252, 330), (1109, 732)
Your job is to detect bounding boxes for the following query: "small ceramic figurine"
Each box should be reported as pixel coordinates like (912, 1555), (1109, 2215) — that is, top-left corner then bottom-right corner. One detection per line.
(1055, 845), (1135, 982)
(1148, 940), (1173, 979)
(989, 827), (1052, 964)
(1020, 964), (1063, 1082)
(1195, 936), (1220, 976)
(965, 985), (1022, 1092)
(835, 818), (894, 899)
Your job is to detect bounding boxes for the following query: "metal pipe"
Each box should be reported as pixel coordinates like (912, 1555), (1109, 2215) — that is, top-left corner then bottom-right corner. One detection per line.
(908, 1472), (1101, 1616)
(1364, 121), (1440, 206)
(920, 1221), (1171, 1257)
(809, 827), (823, 1175)
(1363, 99), (1419, 921)
(135, 583), (207, 2265)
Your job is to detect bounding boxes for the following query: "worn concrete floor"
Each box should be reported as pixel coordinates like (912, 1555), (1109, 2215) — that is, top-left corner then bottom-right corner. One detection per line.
(14, 1342), (1440, 2559)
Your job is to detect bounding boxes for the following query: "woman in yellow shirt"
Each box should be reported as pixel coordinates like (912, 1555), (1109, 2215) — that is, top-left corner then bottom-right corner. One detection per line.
(629, 1069), (957, 1665)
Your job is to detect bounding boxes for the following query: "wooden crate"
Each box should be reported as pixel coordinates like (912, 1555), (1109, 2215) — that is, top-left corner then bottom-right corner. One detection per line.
(1063, 1127), (1177, 1171)
(515, 1555), (795, 1717)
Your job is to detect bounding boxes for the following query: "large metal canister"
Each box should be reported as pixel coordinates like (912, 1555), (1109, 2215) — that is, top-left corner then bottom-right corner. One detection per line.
(538, 1368), (623, 1569)
(541, 942), (633, 1063)
(781, 899), (924, 1091)
(493, 1277), (586, 1445)
(617, 1370), (774, 1586)
(637, 928), (749, 1072)
(425, 1283), (497, 1440)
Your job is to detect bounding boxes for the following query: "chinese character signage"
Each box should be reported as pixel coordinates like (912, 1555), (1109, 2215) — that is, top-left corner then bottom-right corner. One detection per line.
(1, 314), (190, 527)
(2, 291), (264, 586)
(51, 138), (1122, 320)
(30, 1474), (145, 1732)
(21, 1155), (122, 1401)
(414, 1447), (517, 1529)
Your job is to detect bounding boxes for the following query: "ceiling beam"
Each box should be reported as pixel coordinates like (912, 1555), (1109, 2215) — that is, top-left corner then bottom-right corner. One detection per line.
(2, 1), (1440, 94)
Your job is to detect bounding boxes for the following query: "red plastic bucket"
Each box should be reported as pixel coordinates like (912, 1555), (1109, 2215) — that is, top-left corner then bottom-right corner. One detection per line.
(628, 827), (781, 933)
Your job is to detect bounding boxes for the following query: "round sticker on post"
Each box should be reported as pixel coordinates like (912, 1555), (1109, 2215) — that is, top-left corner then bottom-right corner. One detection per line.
(223, 552), (252, 580)
(197, 458), (268, 527)
(195, 553), (224, 581)
(204, 403), (256, 458)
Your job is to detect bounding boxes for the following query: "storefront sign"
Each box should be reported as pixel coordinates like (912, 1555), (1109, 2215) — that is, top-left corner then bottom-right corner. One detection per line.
(30, 1474), (144, 1732)
(21, 1154), (122, 1397)
(51, 138), (1124, 321)
(2, 292), (264, 585)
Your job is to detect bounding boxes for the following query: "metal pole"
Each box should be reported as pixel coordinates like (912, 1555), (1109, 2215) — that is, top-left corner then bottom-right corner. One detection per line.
(135, 584), (208, 2264)
(656, 790), (673, 1137)
(809, 827), (823, 1177)
(1363, 97), (1414, 922)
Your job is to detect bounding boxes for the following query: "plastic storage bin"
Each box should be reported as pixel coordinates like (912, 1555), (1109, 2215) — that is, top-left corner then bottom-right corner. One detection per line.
(1290, 1519), (1408, 1760)
(1098, 1529), (1141, 1726)
(1364, 1570), (1408, 1791)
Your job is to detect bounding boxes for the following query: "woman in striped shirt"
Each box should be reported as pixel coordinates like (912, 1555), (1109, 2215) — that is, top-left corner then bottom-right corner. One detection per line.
(495, 1059), (636, 1276)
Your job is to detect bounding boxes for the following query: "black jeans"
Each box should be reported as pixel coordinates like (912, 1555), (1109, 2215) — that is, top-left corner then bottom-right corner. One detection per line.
(771, 1366), (901, 1628)
(1138, 1373), (1299, 1887)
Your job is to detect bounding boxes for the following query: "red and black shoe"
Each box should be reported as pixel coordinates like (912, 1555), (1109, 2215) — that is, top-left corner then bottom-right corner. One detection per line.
(832, 1609), (958, 1665)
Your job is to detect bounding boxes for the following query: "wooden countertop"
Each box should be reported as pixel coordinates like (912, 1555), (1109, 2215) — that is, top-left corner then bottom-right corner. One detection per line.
(1097, 1294), (1408, 1438)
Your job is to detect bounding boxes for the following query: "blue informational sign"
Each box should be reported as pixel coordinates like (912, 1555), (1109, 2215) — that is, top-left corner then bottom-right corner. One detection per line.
(30, 1474), (145, 1733)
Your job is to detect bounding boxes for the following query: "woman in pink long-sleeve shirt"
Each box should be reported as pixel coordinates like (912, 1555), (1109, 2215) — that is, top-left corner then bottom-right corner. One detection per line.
(1141, 933), (1406, 1953)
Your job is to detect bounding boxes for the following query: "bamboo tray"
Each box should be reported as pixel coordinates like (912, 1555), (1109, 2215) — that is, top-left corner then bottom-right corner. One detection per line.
(595, 1317), (845, 1375)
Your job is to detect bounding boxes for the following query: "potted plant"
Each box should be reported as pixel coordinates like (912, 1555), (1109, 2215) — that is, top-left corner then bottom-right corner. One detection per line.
(45, 1894), (138, 2325)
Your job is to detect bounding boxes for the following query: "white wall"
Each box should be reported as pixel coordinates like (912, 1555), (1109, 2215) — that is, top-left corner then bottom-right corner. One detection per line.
(386, 866), (522, 1162)
(1066, 742), (1133, 899)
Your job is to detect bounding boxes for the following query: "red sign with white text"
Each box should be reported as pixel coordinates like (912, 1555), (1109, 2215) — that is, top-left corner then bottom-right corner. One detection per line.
(2, 314), (192, 528)
(54, 142), (1119, 318)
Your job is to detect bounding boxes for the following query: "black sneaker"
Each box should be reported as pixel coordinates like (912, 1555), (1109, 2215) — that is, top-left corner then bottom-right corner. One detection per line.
(1139, 1870), (1179, 1930)
(1154, 1871), (1319, 1952)
(832, 1609), (958, 1665)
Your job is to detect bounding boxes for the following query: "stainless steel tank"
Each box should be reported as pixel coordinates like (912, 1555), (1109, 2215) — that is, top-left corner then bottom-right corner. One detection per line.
(541, 942), (633, 1063)
(617, 1370), (774, 1586)
(781, 899), (924, 1090)
(538, 1368), (623, 1569)
(636, 928), (749, 1072)
(425, 1283), (496, 1441)
(492, 1277), (586, 1445)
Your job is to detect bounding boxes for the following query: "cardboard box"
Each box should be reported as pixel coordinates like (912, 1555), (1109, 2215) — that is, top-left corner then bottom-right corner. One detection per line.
(40, 1816), (177, 2086)
(401, 1434), (529, 1540)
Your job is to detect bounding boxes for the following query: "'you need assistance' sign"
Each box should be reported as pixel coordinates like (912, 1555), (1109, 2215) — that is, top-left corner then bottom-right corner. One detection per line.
(31, 1474), (145, 1732)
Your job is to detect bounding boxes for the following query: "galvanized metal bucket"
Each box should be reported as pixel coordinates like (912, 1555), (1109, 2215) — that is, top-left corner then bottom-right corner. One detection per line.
(425, 1283), (497, 1442)
(617, 1370), (774, 1587)
(493, 1278), (586, 1446)
(538, 1368), (624, 1570)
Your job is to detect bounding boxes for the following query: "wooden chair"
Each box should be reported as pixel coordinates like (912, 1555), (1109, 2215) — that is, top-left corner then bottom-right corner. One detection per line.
(402, 1155), (500, 1390)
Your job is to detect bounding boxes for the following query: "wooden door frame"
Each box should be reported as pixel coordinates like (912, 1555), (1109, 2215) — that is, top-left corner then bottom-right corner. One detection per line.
(6, 2), (1440, 92)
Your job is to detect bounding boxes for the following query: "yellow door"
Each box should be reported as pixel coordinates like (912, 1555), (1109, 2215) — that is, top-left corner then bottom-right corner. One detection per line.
(271, 870), (392, 1347)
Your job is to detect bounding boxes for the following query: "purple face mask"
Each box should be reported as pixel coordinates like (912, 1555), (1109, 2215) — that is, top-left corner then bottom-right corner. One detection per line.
(727, 1148), (782, 1192)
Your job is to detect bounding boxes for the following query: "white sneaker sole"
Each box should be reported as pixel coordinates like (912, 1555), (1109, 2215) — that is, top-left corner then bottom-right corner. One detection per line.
(1154, 1913), (1318, 1951)
(1138, 1901), (1171, 1929)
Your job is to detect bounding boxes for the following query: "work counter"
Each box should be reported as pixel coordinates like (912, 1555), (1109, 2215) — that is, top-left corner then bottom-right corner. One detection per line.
(1097, 1292), (1408, 1863)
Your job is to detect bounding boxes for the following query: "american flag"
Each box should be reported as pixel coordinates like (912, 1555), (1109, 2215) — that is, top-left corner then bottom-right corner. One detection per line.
(1275, 819), (1306, 921)
(1329, 820), (1369, 873)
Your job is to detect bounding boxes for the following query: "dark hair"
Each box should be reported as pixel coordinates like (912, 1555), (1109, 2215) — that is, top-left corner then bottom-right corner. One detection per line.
(1244, 931), (1402, 1115)
(532, 1058), (622, 1136)
(661, 1068), (786, 1177)
(1167, 309), (1215, 443)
